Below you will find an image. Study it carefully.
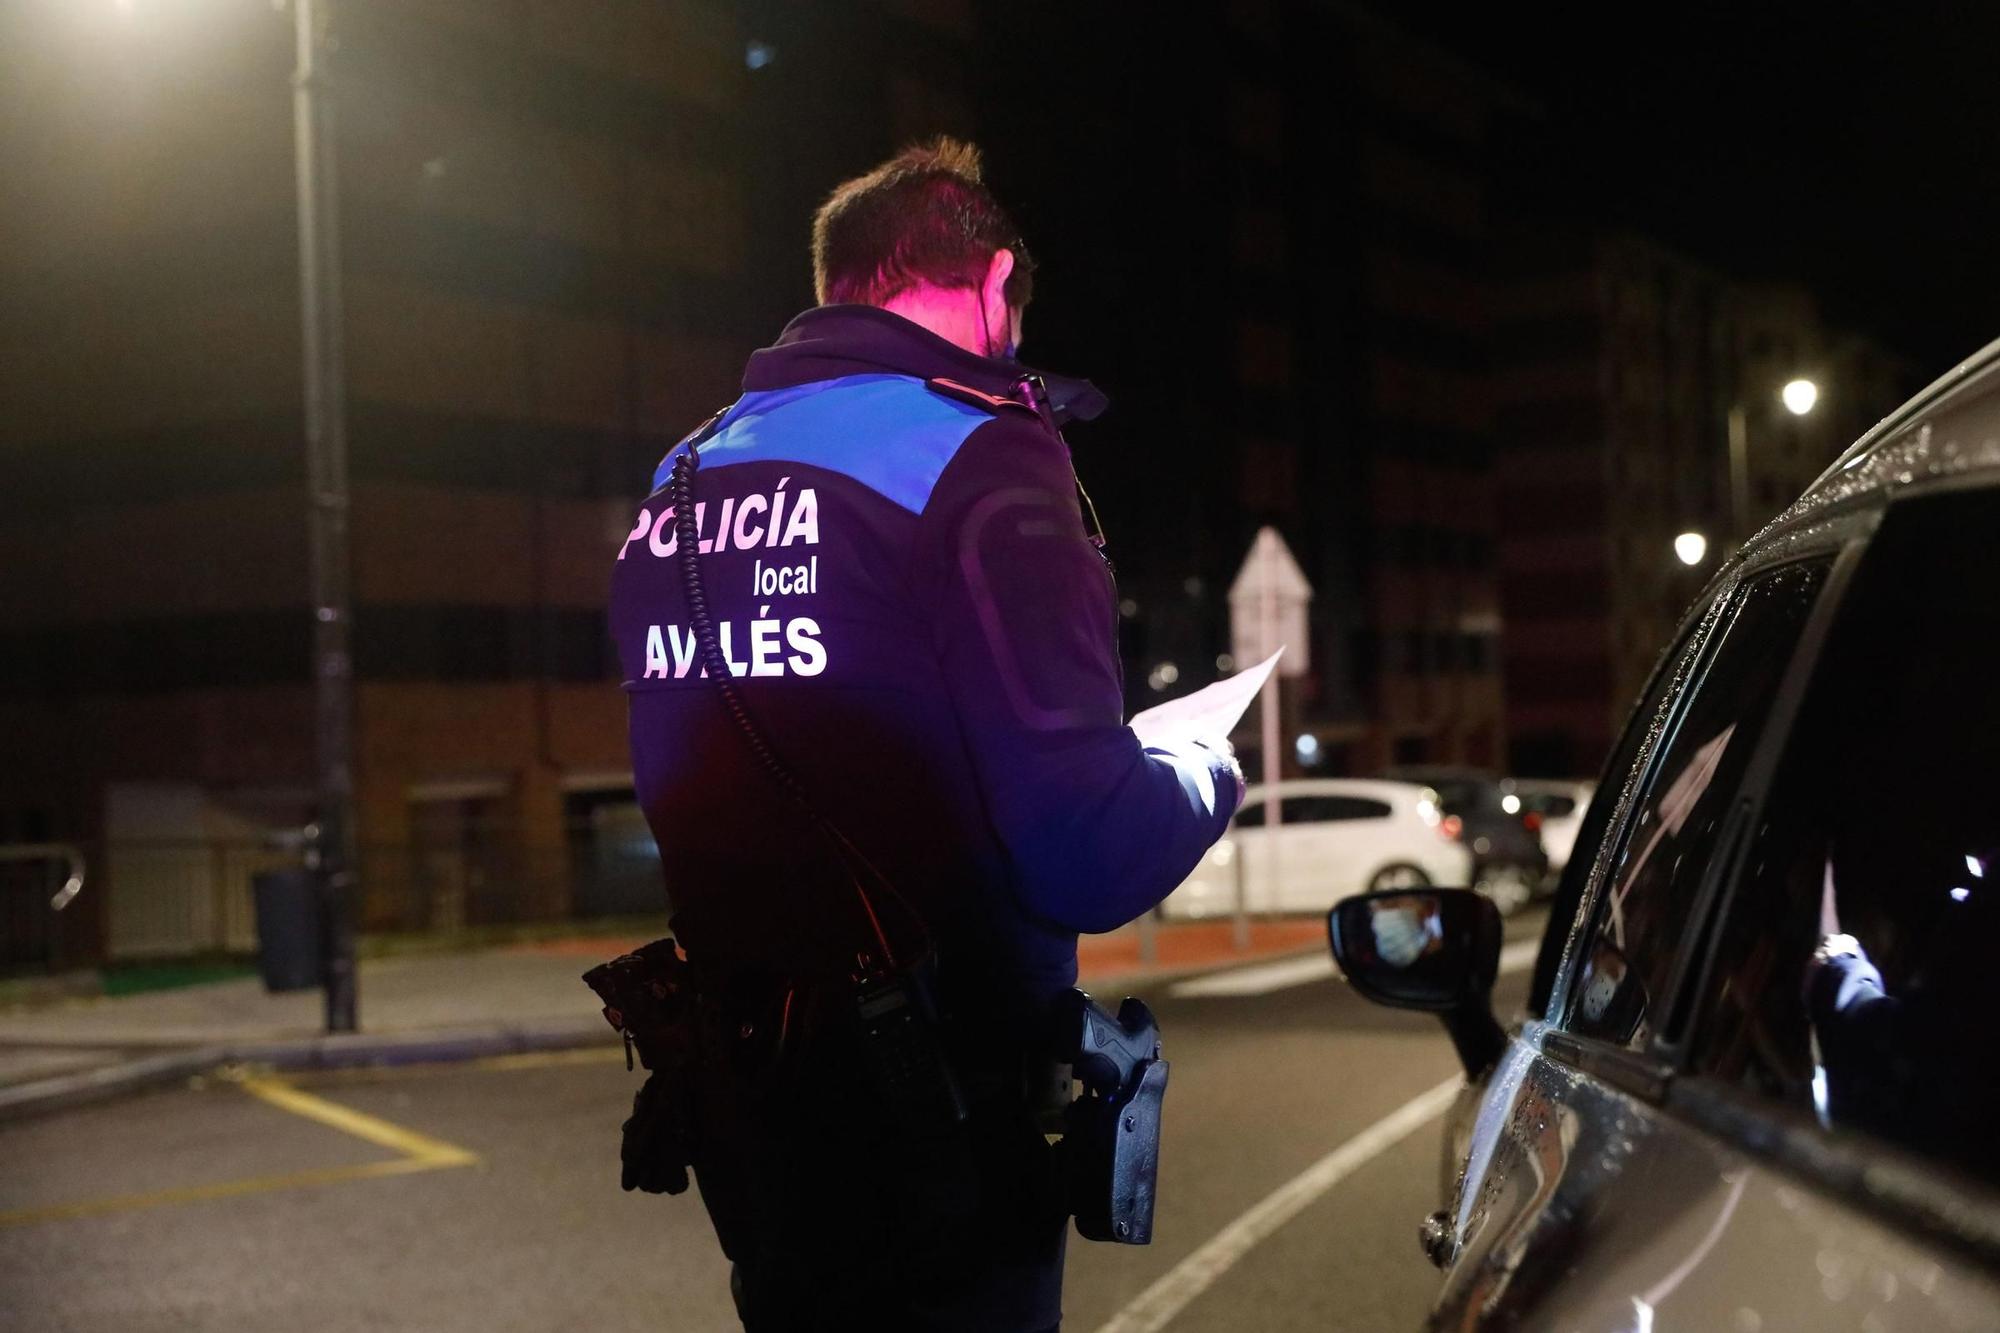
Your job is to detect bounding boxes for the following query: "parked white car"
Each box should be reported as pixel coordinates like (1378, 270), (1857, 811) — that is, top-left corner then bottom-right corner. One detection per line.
(1502, 779), (1594, 876)
(1158, 779), (1474, 919)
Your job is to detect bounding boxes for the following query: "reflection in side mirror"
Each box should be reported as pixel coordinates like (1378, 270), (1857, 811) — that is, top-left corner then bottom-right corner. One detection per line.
(1572, 937), (1648, 1045)
(1329, 889), (1506, 1077)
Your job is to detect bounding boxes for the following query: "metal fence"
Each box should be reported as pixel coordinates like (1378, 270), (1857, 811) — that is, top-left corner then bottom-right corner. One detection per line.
(0, 848), (86, 973)
(2, 824), (666, 969)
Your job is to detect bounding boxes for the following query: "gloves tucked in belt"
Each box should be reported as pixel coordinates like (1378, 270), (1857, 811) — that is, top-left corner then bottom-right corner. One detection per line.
(621, 1071), (692, 1195)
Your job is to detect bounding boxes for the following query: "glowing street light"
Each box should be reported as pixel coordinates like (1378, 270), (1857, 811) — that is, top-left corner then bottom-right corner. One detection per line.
(1675, 531), (1709, 567)
(1729, 375), (1825, 541)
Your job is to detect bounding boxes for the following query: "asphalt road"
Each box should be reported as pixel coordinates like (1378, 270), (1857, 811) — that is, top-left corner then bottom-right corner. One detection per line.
(0, 914), (1541, 1332)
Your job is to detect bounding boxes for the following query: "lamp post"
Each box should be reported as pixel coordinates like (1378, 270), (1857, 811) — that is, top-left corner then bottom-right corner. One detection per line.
(1726, 377), (1819, 544)
(294, 0), (358, 1033)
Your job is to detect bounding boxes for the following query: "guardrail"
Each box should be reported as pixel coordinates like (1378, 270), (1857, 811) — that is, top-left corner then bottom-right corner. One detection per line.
(0, 843), (87, 910)
(0, 843), (88, 973)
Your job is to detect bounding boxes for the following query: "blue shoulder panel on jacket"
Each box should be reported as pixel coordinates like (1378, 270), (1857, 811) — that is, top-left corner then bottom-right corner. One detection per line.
(650, 374), (992, 513)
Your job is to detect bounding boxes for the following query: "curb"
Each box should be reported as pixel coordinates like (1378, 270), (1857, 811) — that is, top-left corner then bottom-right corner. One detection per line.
(0, 1046), (231, 1125)
(0, 942), (1332, 1126)
(0, 1020), (619, 1126)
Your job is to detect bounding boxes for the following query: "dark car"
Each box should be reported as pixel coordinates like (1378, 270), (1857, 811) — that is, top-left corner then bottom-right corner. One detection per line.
(1381, 767), (1548, 914)
(1332, 339), (2000, 1328)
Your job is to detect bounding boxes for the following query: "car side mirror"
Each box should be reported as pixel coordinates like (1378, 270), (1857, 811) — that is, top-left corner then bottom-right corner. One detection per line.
(1328, 889), (1506, 1078)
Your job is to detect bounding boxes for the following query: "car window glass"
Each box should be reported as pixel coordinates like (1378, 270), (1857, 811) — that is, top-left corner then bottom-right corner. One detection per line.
(1691, 494), (2000, 1184)
(1332, 798), (1392, 821)
(1280, 796), (1335, 823)
(1520, 794), (1577, 819)
(1530, 623), (1713, 1019)
(1566, 560), (1830, 1048)
(1237, 796), (1394, 825)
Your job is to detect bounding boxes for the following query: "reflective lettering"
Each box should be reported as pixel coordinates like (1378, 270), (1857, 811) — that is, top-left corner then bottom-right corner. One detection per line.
(667, 625), (698, 679)
(619, 508), (650, 560)
(766, 486), (788, 548)
(779, 488), (819, 547)
(643, 624), (669, 678)
(785, 618), (826, 676)
(717, 621), (747, 677)
(750, 619), (783, 676)
(648, 507), (677, 558)
(733, 494), (768, 548)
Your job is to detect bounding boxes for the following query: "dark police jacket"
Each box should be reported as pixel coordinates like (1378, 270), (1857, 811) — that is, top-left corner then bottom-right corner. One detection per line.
(609, 305), (1240, 1038)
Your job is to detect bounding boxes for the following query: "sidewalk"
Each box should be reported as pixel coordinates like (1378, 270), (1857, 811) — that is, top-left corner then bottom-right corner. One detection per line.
(0, 917), (1326, 1119)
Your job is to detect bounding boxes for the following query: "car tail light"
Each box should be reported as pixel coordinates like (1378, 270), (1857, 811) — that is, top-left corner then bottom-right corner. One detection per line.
(1439, 815), (1463, 842)
(1523, 812), (1543, 834)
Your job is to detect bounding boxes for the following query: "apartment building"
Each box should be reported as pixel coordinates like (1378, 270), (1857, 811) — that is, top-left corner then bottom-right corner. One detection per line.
(983, 1), (1530, 777)
(0, 0), (973, 965)
(1490, 234), (1916, 777)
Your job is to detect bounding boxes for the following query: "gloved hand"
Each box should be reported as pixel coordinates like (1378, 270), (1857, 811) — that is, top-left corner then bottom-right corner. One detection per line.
(620, 1071), (691, 1195)
(1190, 735), (1247, 810)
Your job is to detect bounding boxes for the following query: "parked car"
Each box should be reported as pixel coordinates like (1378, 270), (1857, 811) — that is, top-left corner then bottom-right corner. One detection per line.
(1382, 767), (1549, 914)
(1157, 779), (1472, 920)
(1329, 340), (2000, 1329)
(1501, 778), (1594, 877)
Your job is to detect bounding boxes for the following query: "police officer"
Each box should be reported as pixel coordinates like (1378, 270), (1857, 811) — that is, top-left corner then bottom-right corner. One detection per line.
(608, 137), (1242, 1332)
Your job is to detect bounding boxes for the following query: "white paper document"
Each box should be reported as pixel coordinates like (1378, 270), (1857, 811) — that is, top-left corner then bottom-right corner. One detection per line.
(1127, 648), (1284, 750)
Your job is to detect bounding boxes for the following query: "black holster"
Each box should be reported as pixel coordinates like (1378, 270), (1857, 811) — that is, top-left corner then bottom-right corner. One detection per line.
(1054, 990), (1169, 1245)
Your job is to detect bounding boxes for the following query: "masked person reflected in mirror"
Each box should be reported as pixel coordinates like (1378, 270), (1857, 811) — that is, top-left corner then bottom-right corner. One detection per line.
(600, 139), (1244, 1333)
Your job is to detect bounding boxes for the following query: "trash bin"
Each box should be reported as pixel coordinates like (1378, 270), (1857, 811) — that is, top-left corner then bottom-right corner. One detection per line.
(252, 869), (324, 993)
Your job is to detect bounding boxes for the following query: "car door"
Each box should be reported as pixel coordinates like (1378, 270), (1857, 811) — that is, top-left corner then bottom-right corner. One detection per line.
(1276, 795), (1342, 911)
(1325, 795), (1398, 893)
(1429, 542), (1857, 1329)
(1229, 794), (1273, 913)
(1622, 485), (2000, 1332)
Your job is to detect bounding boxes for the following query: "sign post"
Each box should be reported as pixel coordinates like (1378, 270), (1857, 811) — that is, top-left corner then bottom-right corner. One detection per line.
(1228, 529), (1312, 950)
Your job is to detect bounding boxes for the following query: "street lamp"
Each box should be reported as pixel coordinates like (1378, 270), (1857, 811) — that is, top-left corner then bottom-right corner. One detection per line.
(1727, 377), (1819, 543)
(1674, 531), (1708, 567)
(295, 0), (358, 1033)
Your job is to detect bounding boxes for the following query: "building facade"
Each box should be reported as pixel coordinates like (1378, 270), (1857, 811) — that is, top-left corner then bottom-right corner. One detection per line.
(0, 0), (973, 967)
(1490, 234), (1917, 778)
(980, 0), (1529, 779)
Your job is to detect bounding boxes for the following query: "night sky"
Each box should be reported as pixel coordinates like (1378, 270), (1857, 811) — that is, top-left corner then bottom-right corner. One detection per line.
(1394, 1), (2000, 369)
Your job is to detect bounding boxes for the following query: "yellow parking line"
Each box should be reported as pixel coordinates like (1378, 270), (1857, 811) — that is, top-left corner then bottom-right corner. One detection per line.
(285, 1045), (620, 1087)
(0, 1156), (451, 1228)
(238, 1075), (477, 1165)
(0, 1075), (478, 1229)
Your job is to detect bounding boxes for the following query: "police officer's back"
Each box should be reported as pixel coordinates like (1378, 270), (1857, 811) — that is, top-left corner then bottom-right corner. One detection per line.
(606, 138), (1241, 1333)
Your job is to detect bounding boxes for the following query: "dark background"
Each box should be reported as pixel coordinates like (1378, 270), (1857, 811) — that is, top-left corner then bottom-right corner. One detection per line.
(3, 0), (1994, 970)
(1397, 1), (1998, 368)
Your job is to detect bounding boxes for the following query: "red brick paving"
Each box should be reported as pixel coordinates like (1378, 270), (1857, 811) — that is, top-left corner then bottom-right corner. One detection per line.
(512, 917), (1327, 983)
(1073, 918), (1326, 980)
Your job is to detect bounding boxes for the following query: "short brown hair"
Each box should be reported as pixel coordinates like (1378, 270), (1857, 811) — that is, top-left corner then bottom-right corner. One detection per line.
(811, 137), (1034, 308)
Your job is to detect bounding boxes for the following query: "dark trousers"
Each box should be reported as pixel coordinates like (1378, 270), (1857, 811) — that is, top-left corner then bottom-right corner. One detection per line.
(692, 1029), (1068, 1332)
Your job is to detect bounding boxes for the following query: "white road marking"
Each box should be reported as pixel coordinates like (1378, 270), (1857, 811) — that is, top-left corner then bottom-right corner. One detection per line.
(1168, 934), (1543, 999)
(1090, 1076), (1465, 1333)
(1496, 937), (1540, 975)
(1168, 953), (1334, 998)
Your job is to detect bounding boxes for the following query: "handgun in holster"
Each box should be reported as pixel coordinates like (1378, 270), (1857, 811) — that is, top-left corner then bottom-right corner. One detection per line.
(1054, 989), (1169, 1244)
(583, 937), (702, 1195)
